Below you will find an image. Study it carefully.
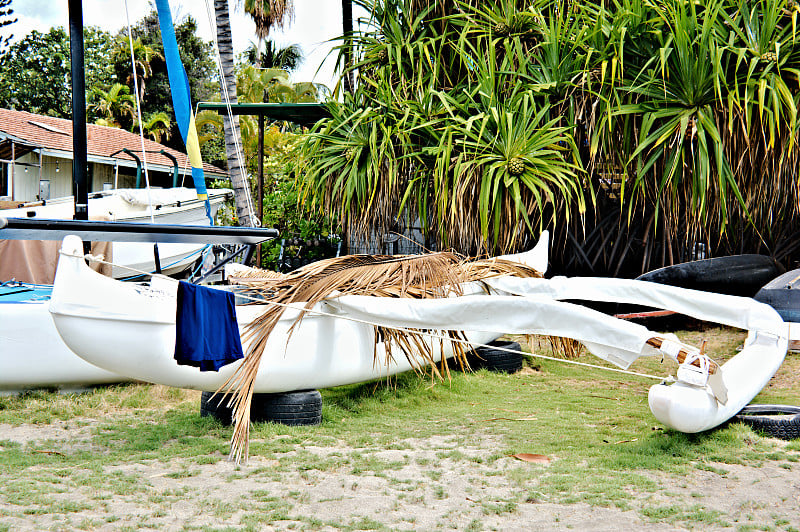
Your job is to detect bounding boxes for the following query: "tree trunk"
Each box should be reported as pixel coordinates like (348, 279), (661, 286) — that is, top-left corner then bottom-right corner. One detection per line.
(213, 0), (256, 227)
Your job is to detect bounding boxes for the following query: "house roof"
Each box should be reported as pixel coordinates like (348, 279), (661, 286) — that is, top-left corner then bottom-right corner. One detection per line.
(0, 108), (227, 177)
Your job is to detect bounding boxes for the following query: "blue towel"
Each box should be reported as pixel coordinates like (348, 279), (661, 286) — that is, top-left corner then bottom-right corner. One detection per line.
(174, 281), (244, 371)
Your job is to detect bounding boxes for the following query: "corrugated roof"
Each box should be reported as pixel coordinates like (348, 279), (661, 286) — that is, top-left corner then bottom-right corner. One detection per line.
(0, 108), (227, 177)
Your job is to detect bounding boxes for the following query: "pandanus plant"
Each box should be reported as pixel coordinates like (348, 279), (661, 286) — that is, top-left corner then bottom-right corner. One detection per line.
(300, 0), (800, 273)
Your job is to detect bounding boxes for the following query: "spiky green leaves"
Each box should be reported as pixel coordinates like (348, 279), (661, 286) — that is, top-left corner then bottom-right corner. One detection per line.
(299, 0), (800, 263)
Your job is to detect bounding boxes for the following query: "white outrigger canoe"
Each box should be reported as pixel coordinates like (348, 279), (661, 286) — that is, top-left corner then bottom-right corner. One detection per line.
(0, 283), (129, 395)
(49, 235), (789, 434)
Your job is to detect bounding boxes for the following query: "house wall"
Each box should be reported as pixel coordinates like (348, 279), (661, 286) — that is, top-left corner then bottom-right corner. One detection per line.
(9, 155), (150, 201)
(91, 163), (114, 191)
(10, 153), (73, 201)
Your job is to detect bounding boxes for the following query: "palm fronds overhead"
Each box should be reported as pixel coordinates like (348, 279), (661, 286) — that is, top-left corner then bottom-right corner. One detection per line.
(244, 0), (294, 40)
(222, 251), (542, 464)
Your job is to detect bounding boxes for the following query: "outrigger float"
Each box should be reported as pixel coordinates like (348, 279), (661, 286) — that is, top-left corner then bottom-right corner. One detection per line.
(48, 233), (789, 436)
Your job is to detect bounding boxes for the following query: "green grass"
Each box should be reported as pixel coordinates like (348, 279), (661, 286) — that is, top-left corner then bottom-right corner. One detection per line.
(0, 326), (797, 529)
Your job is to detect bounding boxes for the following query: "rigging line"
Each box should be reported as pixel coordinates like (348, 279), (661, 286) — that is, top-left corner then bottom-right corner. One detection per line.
(61, 249), (669, 382)
(202, 0), (258, 226)
(124, 0), (155, 224)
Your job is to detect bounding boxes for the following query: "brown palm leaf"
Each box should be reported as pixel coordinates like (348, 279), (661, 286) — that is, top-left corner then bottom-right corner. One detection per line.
(222, 252), (543, 464)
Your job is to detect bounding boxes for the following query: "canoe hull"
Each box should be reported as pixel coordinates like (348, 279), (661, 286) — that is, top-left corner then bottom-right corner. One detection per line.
(648, 330), (787, 433)
(49, 235), (789, 436)
(49, 235), (500, 393)
(754, 268), (800, 323)
(0, 297), (128, 394)
(52, 306), (498, 393)
(636, 254), (783, 297)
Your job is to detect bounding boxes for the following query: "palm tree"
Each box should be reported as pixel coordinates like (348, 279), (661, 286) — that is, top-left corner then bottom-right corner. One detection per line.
(300, 0), (800, 269)
(213, 0), (256, 226)
(112, 37), (162, 103)
(0, 0), (17, 51)
(243, 0), (294, 64)
(138, 111), (172, 143)
(213, 0), (296, 227)
(244, 40), (303, 72)
(342, 0), (354, 93)
(90, 83), (135, 128)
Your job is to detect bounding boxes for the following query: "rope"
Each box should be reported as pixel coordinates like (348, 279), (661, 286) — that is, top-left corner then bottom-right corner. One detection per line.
(202, 0), (259, 227)
(60, 250), (669, 382)
(123, 0), (155, 224)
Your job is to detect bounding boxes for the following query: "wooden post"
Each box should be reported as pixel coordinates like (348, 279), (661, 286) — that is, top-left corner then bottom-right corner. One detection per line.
(10, 141), (14, 200)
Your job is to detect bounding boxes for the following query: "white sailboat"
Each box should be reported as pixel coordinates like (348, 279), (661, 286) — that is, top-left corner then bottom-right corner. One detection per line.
(1, 187), (232, 278)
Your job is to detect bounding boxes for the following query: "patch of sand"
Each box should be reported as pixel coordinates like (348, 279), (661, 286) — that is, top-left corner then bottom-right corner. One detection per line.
(1, 426), (798, 531)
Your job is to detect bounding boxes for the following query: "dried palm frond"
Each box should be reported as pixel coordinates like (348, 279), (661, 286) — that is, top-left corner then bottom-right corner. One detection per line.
(522, 334), (584, 361)
(542, 335), (584, 360)
(226, 265), (288, 284)
(222, 252), (543, 464)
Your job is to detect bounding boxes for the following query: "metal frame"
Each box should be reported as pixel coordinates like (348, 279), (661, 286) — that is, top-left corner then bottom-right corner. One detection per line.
(0, 217), (278, 245)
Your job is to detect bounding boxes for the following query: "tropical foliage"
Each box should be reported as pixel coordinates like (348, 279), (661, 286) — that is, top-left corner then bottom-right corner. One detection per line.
(255, 130), (337, 270)
(196, 62), (331, 247)
(107, 11), (217, 152)
(243, 40), (304, 72)
(91, 83), (136, 128)
(0, 12), (214, 153)
(0, 0), (17, 51)
(299, 0), (800, 275)
(111, 36), (162, 103)
(0, 27), (115, 119)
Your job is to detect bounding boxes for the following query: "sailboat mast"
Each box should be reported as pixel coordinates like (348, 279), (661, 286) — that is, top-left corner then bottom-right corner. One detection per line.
(68, 0), (88, 221)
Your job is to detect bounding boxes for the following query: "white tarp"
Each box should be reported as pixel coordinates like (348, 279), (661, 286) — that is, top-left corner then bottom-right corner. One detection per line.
(327, 275), (786, 369)
(328, 293), (659, 368)
(115, 188), (205, 206)
(484, 276), (786, 336)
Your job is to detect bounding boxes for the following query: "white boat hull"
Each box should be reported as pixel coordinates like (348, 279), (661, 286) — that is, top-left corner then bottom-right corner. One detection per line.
(0, 296), (128, 394)
(483, 275), (789, 433)
(50, 235), (510, 392)
(648, 330), (787, 433)
(52, 304), (499, 393)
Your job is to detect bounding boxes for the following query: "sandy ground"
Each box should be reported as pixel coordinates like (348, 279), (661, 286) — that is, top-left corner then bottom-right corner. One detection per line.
(1, 422), (798, 531)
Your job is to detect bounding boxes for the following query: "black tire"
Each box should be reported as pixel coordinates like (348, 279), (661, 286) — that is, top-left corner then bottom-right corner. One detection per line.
(733, 404), (800, 440)
(200, 391), (235, 425)
(200, 389), (323, 427)
(251, 390), (322, 426)
(469, 340), (524, 373)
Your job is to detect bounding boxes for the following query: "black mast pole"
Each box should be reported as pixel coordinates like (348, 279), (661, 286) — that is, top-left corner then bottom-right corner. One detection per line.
(68, 0), (88, 221)
(342, 0), (354, 94)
